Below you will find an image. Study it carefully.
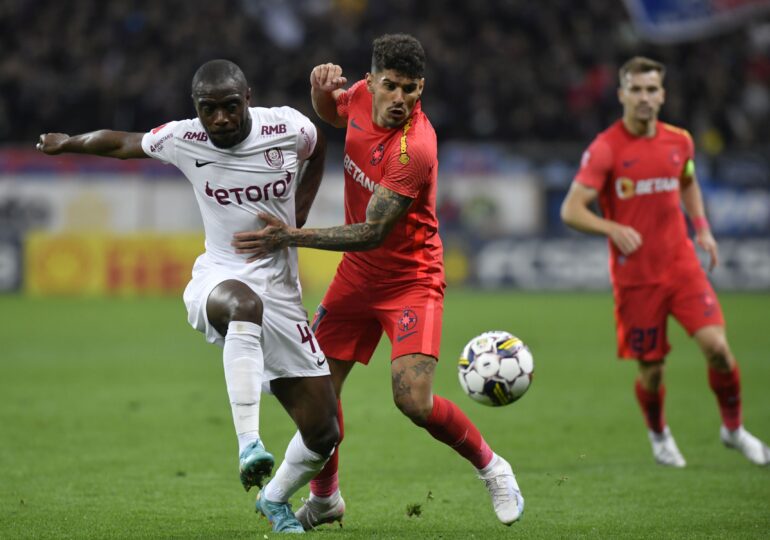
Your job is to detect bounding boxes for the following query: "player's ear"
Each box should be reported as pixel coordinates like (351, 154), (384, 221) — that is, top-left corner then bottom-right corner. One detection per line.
(365, 73), (374, 94)
(417, 78), (425, 98)
(245, 87), (252, 104)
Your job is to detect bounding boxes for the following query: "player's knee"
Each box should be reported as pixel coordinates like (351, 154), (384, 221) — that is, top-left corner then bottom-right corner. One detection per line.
(227, 294), (263, 325)
(393, 394), (432, 425)
(703, 337), (732, 370)
(302, 419), (340, 458)
(639, 362), (664, 390)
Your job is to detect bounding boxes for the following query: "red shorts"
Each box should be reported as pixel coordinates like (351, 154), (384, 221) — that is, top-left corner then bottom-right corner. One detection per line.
(613, 266), (724, 361)
(311, 264), (445, 363)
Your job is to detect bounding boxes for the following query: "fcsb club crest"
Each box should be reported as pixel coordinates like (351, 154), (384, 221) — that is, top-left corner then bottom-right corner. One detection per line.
(370, 144), (385, 165)
(264, 147), (284, 169)
(397, 308), (418, 332)
(615, 177), (635, 199)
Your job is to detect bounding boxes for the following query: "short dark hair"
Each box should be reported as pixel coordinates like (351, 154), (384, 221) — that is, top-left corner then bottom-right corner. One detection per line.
(619, 56), (665, 85)
(191, 59), (248, 95)
(371, 34), (425, 79)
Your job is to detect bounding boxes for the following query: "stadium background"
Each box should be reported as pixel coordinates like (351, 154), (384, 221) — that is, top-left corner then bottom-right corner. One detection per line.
(2, 2), (770, 538)
(1, 0), (769, 295)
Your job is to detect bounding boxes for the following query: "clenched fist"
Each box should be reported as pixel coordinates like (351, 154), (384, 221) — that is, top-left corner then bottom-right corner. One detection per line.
(36, 133), (70, 155)
(310, 63), (347, 93)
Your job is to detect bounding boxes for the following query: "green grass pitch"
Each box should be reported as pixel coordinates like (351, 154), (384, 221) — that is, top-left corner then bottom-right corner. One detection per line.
(1, 291), (768, 538)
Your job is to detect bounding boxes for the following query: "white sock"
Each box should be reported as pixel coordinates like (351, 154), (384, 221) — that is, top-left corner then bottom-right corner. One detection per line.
(309, 491), (341, 504)
(223, 321), (263, 455)
(263, 431), (329, 502)
(478, 453), (501, 476)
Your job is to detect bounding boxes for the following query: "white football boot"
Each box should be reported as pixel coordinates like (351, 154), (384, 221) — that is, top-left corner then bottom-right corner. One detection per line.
(720, 426), (770, 466)
(478, 454), (524, 525)
(295, 492), (345, 530)
(648, 427), (686, 468)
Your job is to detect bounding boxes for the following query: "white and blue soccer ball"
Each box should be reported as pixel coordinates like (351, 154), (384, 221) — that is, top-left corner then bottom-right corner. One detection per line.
(458, 330), (534, 407)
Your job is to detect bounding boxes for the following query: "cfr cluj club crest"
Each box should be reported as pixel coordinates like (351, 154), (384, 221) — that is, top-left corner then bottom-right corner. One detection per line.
(264, 147), (284, 168)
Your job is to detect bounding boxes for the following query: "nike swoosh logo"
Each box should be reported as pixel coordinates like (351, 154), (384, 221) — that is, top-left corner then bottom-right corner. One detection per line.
(622, 159), (638, 168)
(316, 357), (326, 367)
(195, 160), (215, 167)
(396, 331), (417, 343)
(350, 118), (364, 131)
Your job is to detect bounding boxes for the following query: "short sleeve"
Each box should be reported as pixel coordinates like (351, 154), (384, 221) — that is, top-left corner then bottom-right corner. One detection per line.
(680, 130), (696, 184)
(335, 80), (367, 120)
(276, 106), (318, 160)
(141, 121), (179, 166)
(683, 130), (695, 161)
(380, 139), (434, 199)
(297, 122), (317, 160)
(574, 137), (613, 191)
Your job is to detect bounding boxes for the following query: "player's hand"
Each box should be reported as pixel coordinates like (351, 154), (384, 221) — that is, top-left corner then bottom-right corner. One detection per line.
(36, 133), (70, 155)
(232, 213), (292, 262)
(696, 229), (719, 271)
(608, 223), (642, 256)
(310, 63), (347, 92)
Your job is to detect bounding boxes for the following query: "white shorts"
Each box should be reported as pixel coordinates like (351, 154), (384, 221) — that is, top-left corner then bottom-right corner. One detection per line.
(183, 256), (329, 383)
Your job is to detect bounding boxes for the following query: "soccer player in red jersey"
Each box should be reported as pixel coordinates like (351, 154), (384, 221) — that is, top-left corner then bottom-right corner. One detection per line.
(232, 34), (525, 526)
(561, 56), (769, 468)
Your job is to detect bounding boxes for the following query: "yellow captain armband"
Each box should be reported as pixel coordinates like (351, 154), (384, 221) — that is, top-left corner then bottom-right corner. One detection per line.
(681, 158), (696, 187)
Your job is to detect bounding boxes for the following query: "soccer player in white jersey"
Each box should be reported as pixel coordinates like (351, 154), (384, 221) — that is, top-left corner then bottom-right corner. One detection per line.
(37, 59), (340, 534)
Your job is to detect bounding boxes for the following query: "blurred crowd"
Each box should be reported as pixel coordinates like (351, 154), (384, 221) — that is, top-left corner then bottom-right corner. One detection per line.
(2, 0), (769, 151)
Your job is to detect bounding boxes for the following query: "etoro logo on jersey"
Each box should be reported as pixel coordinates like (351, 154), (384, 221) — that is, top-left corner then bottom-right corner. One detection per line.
(615, 176), (679, 200)
(204, 171), (294, 206)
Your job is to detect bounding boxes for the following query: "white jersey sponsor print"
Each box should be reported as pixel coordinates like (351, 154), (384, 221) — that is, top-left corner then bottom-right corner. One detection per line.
(141, 107), (317, 293)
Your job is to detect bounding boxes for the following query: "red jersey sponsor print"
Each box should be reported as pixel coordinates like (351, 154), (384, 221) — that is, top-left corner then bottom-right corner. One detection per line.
(575, 120), (700, 286)
(335, 80), (445, 285)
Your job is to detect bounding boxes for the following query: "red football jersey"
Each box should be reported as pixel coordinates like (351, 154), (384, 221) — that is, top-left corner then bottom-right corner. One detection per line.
(334, 80), (444, 285)
(574, 120), (700, 286)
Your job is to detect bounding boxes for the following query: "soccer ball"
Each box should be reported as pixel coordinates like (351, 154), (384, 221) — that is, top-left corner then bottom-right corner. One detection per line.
(458, 331), (534, 407)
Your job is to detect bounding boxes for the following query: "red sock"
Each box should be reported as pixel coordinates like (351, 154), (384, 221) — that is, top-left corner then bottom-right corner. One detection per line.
(708, 366), (742, 431)
(634, 379), (666, 433)
(424, 395), (493, 469)
(310, 400), (344, 497)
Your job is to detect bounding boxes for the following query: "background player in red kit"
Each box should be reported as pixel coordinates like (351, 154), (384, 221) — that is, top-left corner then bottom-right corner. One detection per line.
(232, 34), (525, 527)
(561, 56), (769, 468)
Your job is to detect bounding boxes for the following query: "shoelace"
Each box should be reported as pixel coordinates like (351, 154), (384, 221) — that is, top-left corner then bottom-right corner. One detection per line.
(299, 497), (319, 530)
(484, 475), (512, 504)
(736, 432), (768, 454)
(266, 502), (298, 530)
(300, 497), (343, 525)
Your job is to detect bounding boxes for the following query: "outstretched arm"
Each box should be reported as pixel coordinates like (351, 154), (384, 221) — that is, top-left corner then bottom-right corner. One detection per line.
(560, 182), (643, 256)
(294, 128), (327, 228)
(233, 184), (413, 261)
(310, 63), (348, 128)
(37, 131), (148, 159)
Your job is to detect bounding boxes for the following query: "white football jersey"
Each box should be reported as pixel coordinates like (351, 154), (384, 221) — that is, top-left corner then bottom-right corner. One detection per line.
(141, 106), (317, 293)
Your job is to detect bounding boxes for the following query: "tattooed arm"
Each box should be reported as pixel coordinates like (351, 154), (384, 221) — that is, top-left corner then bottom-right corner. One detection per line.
(232, 184), (413, 260)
